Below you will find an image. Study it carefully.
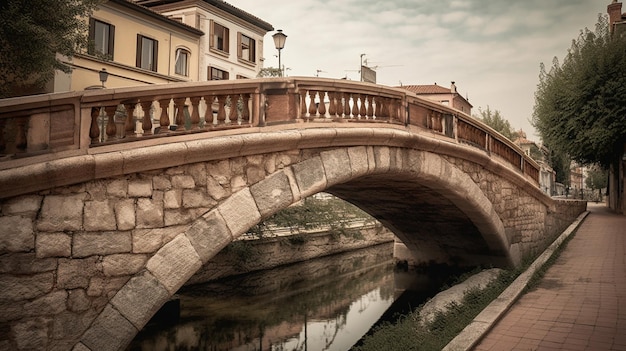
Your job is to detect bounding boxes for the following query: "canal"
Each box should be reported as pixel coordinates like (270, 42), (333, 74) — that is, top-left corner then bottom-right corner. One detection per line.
(126, 243), (450, 351)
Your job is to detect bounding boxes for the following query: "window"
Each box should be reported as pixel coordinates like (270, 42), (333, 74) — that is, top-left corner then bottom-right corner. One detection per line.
(88, 18), (115, 58)
(210, 21), (229, 53)
(136, 35), (158, 71)
(238, 33), (255, 62)
(175, 48), (189, 76)
(208, 67), (229, 80)
(236, 75), (249, 79)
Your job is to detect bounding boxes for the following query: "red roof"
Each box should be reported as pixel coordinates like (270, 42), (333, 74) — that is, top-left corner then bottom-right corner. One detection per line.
(400, 84), (452, 94)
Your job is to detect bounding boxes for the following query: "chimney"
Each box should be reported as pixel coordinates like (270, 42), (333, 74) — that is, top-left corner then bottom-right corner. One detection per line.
(608, 0), (623, 34)
(451, 81), (457, 93)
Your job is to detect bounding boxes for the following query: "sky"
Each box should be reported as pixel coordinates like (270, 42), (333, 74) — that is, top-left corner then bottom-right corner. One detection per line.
(230, 0), (608, 140)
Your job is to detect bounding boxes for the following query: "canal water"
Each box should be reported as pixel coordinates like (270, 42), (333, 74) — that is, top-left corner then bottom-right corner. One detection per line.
(126, 243), (449, 351)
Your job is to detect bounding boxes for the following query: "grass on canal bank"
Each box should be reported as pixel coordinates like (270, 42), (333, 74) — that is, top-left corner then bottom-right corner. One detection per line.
(352, 227), (578, 351)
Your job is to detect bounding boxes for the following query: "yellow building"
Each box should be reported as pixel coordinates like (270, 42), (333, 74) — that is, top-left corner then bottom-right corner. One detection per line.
(135, 0), (274, 80)
(53, 0), (204, 92)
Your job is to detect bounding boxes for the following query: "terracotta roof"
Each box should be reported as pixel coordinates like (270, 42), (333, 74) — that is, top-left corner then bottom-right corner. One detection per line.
(400, 84), (452, 94)
(134, 0), (274, 31)
(112, 0), (204, 36)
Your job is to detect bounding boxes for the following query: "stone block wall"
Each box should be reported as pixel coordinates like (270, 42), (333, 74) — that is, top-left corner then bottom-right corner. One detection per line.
(0, 144), (587, 350)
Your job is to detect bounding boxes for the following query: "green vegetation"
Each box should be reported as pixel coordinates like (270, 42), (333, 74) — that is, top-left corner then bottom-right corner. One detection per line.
(474, 106), (518, 141)
(585, 165), (608, 201)
(246, 194), (374, 238)
(0, 0), (103, 97)
(532, 15), (626, 169)
(352, 267), (521, 351)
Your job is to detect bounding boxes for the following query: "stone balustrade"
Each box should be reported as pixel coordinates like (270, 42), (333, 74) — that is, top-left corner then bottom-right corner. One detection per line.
(0, 78), (539, 193)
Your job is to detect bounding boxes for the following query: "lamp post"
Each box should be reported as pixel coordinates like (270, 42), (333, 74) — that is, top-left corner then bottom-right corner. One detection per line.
(272, 29), (287, 77)
(99, 68), (109, 88)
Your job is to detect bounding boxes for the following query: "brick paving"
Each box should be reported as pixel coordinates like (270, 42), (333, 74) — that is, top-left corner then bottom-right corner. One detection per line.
(473, 203), (626, 351)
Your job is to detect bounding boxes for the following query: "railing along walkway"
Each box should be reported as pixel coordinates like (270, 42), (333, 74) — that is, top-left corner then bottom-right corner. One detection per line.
(0, 77), (539, 187)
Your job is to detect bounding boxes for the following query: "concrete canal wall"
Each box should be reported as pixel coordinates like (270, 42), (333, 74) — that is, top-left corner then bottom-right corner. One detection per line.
(185, 223), (395, 285)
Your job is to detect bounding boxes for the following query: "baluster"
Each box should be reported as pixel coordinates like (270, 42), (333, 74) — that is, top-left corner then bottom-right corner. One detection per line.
(318, 91), (327, 117)
(216, 95), (227, 125)
(366, 95), (374, 119)
(157, 99), (170, 133)
(359, 94), (367, 119)
(299, 90), (308, 118)
(351, 94), (359, 118)
(14, 117), (28, 151)
(343, 93), (351, 118)
(90, 107), (101, 143)
(204, 95), (215, 127)
(327, 92), (336, 118)
(308, 90), (318, 117)
(0, 119), (5, 152)
(229, 94), (239, 123)
(174, 98), (186, 130)
(124, 103), (136, 137)
(140, 101), (153, 135)
(104, 105), (117, 140)
(375, 97), (382, 118)
(241, 93), (250, 124)
(189, 97), (201, 129)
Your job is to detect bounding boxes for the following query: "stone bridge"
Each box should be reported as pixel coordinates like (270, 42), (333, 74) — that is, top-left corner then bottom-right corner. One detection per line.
(0, 78), (586, 350)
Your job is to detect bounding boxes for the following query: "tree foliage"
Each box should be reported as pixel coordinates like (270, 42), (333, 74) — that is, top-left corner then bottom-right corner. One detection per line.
(474, 106), (518, 141)
(257, 67), (282, 78)
(0, 0), (102, 98)
(532, 15), (626, 168)
(585, 165), (608, 190)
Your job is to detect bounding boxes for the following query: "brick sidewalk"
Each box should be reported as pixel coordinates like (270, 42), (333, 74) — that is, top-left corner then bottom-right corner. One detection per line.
(473, 203), (626, 350)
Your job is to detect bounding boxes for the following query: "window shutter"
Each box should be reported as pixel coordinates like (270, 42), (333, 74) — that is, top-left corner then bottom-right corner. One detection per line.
(108, 24), (115, 58)
(136, 35), (141, 68)
(88, 18), (95, 54)
(224, 27), (230, 52)
(153, 40), (158, 71)
(237, 32), (242, 59)
(251, 38), (256, 62)
(209, 19), (214, 48)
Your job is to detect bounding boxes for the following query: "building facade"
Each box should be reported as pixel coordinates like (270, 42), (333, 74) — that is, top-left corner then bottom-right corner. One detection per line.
(54, 0), (204, 92)
(135, 0), (274, 80)
(399, 82), (473, 115)
(515, 130), (556, 196)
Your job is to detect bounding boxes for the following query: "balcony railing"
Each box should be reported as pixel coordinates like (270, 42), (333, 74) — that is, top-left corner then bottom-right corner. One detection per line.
(0, 77), (539, 183)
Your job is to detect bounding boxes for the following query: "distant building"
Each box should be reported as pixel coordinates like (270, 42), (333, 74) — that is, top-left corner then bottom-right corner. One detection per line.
(514, 130), (556, 196)
(608, 0), (626, 35)
(135, 0), (274, 80)
(399, 82), (472, 115)
(54, 0), (204, 92)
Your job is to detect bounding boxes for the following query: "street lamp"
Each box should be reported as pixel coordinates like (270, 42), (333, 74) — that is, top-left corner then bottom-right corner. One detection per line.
(272, 29), (287, 77)
(99, 68), (109, 88)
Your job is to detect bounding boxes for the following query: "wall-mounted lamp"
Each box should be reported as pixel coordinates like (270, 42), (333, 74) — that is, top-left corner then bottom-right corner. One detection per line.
(99, 68), (109, 88)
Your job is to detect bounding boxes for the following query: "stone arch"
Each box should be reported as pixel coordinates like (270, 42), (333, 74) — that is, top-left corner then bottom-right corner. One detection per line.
(75, 145), (510, 351)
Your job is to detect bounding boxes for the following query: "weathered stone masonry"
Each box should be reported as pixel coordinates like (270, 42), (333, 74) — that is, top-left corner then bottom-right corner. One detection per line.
(0, 143), (585, 351)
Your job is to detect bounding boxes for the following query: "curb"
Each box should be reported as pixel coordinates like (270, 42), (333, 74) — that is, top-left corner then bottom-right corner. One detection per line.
(441, 210), (591, 351)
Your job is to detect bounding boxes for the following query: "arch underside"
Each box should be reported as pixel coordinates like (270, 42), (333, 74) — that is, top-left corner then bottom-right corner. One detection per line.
(327, 174), (510, 268)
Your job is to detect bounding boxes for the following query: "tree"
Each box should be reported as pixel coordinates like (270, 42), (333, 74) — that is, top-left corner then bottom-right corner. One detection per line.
(474, 106), (518, 141)
(585, 165), (608, 199)
(0, 0), (102, 98)
(532, 15), (626, 169)
(257, 67), (282, 78)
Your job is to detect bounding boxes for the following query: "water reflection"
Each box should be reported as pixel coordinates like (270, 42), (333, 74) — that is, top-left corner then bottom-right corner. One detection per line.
(127, 243), (438, 351)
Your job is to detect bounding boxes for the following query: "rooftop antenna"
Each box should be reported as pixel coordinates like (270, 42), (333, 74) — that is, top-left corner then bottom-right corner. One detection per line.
(315, 69), (326, 77)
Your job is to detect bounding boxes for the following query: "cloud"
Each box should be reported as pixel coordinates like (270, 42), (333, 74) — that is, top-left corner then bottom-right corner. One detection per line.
(231, 0), (605, 137)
